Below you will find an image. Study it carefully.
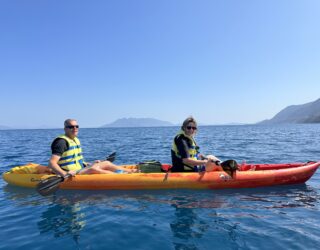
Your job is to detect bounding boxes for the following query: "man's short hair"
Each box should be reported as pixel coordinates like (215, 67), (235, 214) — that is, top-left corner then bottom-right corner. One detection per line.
(64, 119), (77, 128)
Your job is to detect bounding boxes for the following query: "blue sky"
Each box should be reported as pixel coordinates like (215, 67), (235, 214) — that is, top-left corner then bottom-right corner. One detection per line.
(1, 0), (319, 128)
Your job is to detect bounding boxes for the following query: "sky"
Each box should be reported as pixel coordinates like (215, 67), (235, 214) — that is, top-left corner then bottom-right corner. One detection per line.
(1, 0), (320, 128)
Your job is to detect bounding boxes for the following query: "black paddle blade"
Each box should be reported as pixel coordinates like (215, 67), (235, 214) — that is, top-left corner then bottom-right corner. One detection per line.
(221, 160), (239, 177)
(36, 176), (64, 196)
(106, 152), (116, 162)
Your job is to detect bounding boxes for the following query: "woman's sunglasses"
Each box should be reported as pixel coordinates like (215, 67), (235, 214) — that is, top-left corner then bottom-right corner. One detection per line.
(186, 126), (197, 130)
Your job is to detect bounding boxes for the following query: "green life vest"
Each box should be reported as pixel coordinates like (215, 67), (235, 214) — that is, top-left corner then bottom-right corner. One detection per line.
(171, 130), (199, 171)
(57, 135), (84, 171)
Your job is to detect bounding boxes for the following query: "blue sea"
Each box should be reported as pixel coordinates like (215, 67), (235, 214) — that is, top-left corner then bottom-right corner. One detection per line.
(0, 125), (320, 250)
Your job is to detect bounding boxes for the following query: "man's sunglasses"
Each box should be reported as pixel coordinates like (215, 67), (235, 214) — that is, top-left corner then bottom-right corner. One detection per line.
(66, 125), (79, 129)
(186, 126), (197, 130)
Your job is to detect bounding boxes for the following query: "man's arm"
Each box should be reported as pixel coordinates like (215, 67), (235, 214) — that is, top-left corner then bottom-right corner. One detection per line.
(48, 154), (68, 177)
(49, 138), (71, 177)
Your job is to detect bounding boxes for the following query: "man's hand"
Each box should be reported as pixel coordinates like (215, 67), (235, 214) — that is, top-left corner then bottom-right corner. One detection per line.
(65, 170), (77, 178)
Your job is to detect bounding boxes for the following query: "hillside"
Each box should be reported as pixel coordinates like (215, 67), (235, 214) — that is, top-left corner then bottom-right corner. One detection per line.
(259, 98), (320, 124)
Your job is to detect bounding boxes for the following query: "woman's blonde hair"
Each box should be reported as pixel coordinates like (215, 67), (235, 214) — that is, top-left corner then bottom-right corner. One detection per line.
(181, 116), (198, 131)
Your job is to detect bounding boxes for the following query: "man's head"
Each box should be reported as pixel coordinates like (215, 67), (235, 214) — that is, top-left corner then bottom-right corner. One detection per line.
(64, 119), (79, 139)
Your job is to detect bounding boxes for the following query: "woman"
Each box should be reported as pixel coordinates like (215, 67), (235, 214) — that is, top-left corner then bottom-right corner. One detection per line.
(171, 116), (223, 172)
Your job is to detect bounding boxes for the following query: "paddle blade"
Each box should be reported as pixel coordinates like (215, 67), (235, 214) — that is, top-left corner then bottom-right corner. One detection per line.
(36, 176), (64, 196)
(221, 160), (239, 177)
(106, 152), (116, 162)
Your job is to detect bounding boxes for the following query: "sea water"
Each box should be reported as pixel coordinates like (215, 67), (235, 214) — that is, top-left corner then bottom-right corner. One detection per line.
(0, 125), (319, 250)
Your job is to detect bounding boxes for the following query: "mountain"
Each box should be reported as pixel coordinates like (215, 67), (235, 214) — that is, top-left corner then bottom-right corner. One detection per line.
(102, 118), (174, 127)
(259, 98), (320, 124)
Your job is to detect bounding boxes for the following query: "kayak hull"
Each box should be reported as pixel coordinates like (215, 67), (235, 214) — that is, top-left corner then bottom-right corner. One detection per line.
(2, 162), (320, 190)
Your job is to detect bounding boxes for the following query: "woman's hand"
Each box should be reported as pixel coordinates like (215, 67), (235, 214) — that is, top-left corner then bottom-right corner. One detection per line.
(206, 155), (221, 162)
(198, 154), (205, 160)
(205, 160), (223, 172)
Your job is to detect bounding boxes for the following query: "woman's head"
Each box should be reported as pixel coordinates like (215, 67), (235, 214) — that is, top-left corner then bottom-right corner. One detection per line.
(181, 116), (198, 136)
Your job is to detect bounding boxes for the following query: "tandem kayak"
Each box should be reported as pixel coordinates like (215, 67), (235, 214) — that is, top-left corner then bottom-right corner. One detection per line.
(2, 161), (320, 190)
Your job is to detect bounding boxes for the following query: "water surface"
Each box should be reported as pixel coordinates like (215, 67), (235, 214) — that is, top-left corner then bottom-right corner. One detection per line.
(0, 124), (319, 249)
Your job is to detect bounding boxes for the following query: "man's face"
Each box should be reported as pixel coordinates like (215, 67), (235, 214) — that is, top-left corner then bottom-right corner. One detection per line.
(64, 120), (79, 138)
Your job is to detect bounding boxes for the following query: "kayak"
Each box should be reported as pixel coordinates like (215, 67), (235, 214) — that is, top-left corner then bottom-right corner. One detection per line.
(2, 161), (320, 190)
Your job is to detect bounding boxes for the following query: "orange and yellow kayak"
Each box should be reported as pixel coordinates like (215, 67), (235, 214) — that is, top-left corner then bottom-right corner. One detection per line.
(2, 161), (319, 190)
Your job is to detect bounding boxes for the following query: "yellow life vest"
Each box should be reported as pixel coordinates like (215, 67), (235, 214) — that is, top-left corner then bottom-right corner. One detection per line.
(171, 130), (199, 170)
(57, 135), (84, 171)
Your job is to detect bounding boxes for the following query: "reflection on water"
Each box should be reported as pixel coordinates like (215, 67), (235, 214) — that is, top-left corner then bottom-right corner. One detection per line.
(168, 192), (246, 250)
(3, 184), (318, 209)
(2, 186), (87, 247)
(170, 195), (210, 250)
(2, 185), (45, 206)
(236, 184), (320, 209)
(37, 199), (86, 245)
(2, 183), (320, 250)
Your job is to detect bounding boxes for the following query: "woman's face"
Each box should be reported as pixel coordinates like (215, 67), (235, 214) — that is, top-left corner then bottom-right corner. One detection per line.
(184, 122), (197, 137)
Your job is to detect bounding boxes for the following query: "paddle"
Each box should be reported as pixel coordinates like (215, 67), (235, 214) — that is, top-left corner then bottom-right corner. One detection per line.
(105, 151), (116, 163)
(36, 152), (116, 196)
(210, 159), (239, 177)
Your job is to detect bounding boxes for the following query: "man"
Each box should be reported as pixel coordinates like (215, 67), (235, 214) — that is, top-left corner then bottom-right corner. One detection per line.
(49, 119), (136, 178)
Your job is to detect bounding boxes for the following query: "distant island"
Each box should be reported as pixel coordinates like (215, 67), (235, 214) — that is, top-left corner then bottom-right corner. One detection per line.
(101, 118), (175, 127)
(259, 98), (320, 124)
